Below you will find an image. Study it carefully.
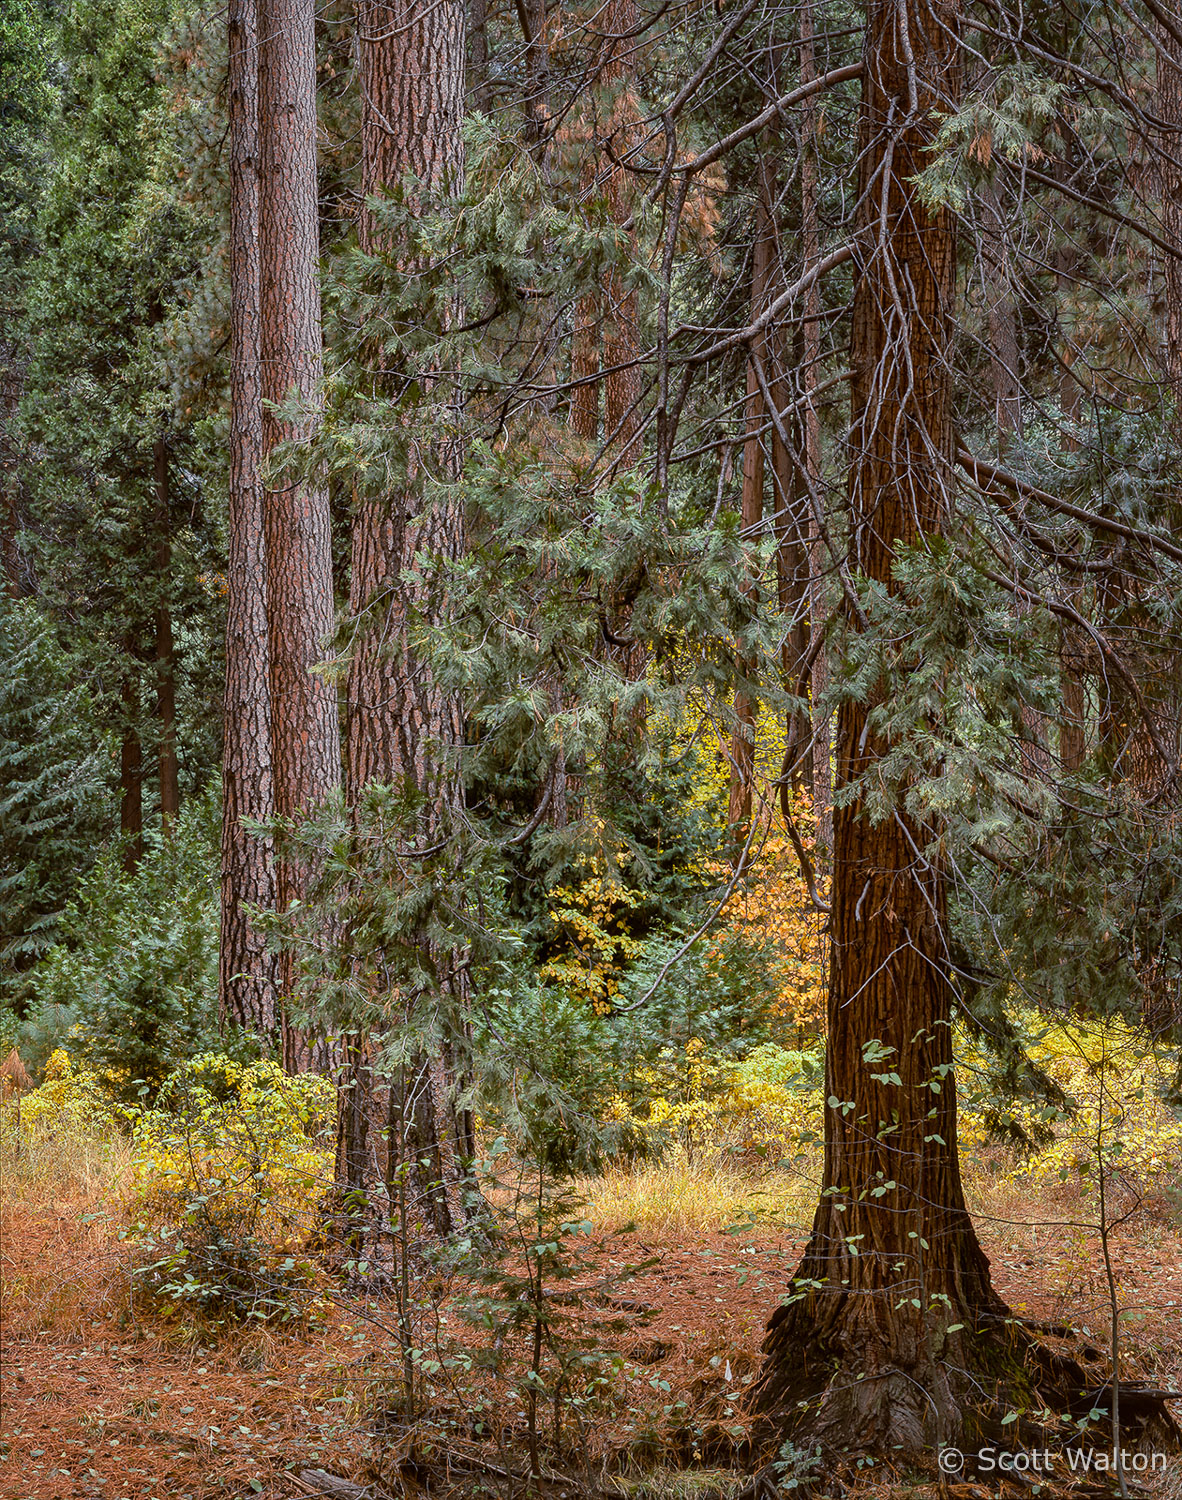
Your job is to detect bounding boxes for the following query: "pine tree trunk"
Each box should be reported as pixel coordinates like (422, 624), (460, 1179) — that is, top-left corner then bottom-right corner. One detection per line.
(602, 0), (642, 469)
(221, 0), (280, 1038)
(755, 0), (1013, 1455)
(153, 437), (180, 832)
(258, 0), (340, 1069)
(1163, 23), (1182, 417)
(339, 0), (471, 1232)
(468, 0), (492, 115)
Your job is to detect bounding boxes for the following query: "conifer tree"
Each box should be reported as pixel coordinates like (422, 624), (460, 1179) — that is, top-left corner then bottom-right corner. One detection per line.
(258, 0), (340, 1067)
(220, 0), (280, 1037)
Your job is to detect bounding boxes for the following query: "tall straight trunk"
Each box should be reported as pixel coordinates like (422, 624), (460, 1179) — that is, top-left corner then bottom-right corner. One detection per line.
(153, 437), (180, 832)
(1, 342), (26, 599)
(756, 0), (1010, 1453)
(1163, 23), (1182, 417)
(221, 0), (280, 1038)
(120, 663), (144, 874)
(259, 0), (340, 1069)
(339, 0), (471, 1232)
(981, 181), (1021, 450)
(468, 0), (492, 115)
(727, 193), (773, 834)
(799, 0), (832, 858)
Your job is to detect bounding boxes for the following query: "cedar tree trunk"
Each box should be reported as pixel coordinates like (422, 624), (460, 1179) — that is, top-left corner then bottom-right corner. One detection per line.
(755, 0), (1014, 1457)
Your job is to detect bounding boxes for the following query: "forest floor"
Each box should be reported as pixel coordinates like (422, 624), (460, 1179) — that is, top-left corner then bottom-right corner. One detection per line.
(4, 1174), (1182, 1500)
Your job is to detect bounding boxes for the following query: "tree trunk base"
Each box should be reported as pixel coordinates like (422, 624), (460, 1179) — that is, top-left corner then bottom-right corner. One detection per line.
(750, 1298), (1181, 1485)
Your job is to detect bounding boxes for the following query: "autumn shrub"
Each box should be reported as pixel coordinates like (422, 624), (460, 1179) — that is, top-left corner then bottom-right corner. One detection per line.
(125, 1053), (335, 1325)
(0, 1047), (132, 1201)
(959, 1013), (1182, 1189)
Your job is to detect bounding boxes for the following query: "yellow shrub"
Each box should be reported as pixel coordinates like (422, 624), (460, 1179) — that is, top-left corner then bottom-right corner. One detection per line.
(17, 1048), (125, 1134)
(131, 1054), (334, 1253)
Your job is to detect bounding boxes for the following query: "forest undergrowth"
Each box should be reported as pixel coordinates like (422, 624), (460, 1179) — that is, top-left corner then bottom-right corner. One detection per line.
(5, 1007), (1182, 1500)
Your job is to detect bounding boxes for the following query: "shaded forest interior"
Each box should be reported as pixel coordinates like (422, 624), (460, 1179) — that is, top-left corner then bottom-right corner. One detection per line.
(5, 0), (1182, 1493)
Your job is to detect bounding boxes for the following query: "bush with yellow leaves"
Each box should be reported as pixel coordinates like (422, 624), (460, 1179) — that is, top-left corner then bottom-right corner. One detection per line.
(606, 1039), (825, 1168)
(16, 1046), (124, 1133)
(126, 1053), (335, 1325)
(0, 1048), (133, 1201)
(959, 1014), (1182, 1189)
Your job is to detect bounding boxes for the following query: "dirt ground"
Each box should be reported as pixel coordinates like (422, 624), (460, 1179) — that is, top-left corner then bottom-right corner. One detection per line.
(4, 1187), (1182, 1499)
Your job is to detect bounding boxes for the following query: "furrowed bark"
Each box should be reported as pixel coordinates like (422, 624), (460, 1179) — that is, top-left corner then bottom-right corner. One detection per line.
(220, 0), (280, 1039)
(339, 0), (472, 1234)
(755, 0), (1015, 1459)
(259, 0), (341, 1070)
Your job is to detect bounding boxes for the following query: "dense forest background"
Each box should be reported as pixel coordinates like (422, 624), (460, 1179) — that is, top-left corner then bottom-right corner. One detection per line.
(4, 0), (1182, 1490)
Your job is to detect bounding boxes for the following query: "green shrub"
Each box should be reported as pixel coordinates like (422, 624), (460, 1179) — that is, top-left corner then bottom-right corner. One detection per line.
(23, 792), (228, 1092)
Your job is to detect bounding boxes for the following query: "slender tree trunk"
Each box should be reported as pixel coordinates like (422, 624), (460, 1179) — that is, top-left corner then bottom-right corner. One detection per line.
(1, 341), (27, 600)
(799, 0), (832, 859)
(756, 0), (1013, 1455)
(120, 662), (144, 874)
(727, 195), (772, 835)
(1163, 23), (1182, 419)
(259, 0), (340, 1069)
(339, 0), (471, 1232)
(153, 437), (179, 832)
(601, 0), (642, 469)
(468, 0), (492, 114)
(221, 0), (280, 1038)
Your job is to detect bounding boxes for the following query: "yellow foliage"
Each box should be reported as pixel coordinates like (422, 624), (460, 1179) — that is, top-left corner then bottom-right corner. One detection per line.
(958, 1014), (1182, 1187)
(541, 872), (643, 1014)
(130, 1054), (335, 1254)
(17, 1048), (125, 1135)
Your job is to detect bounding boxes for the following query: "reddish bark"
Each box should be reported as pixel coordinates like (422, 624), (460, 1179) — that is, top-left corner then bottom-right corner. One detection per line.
(258, 0), (341, 1069)
(339, 0), (472, 1232)
(221, 0), (280, 1038)
(756, 0), (1013, 1454)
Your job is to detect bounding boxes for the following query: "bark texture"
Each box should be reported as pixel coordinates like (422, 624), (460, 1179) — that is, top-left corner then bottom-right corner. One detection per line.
(338, 0), (473, 1234)
(259, 0), (340, 1069)
(727, 193), (773, 834)
(221, 0), (280, 1039)
(755, 0), (1012, 1456)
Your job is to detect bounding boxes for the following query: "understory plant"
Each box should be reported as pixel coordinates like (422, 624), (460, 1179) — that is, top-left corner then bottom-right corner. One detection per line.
(126, 1053), (334, 1325)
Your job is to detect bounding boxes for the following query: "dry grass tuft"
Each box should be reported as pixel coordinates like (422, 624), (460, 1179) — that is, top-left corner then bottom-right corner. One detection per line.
(579, 1143), (818, 1236)
(0, 1104), (133, 1208)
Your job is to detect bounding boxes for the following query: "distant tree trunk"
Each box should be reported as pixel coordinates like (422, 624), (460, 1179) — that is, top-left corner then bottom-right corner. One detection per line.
(727, 192), (772, 835)
(468, 0), (492, 114)
(756, 0), (1014, 1455)
(601, 0), (642, 469)
(259, 0), (340, 1070)
(221, 0), (280, 1039)
(1, 341), (27, 600)
(339, 0), (472, 1233)
(799, 0), (832, 859)
(120, 661), (144, 874)
(981, 181), (1021, 450)
(153, 437), (179, 832)
(1160, 22), (1182, 420)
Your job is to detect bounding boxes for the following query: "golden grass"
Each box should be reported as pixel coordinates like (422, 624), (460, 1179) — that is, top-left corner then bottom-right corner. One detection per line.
(0, 1102), (134, 1208)
(578, 1141), (819, 1236)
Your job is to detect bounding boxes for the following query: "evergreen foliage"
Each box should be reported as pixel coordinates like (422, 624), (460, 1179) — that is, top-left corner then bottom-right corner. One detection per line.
(0, 600), (111, 1007)
(24, 792), (226, 1092)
